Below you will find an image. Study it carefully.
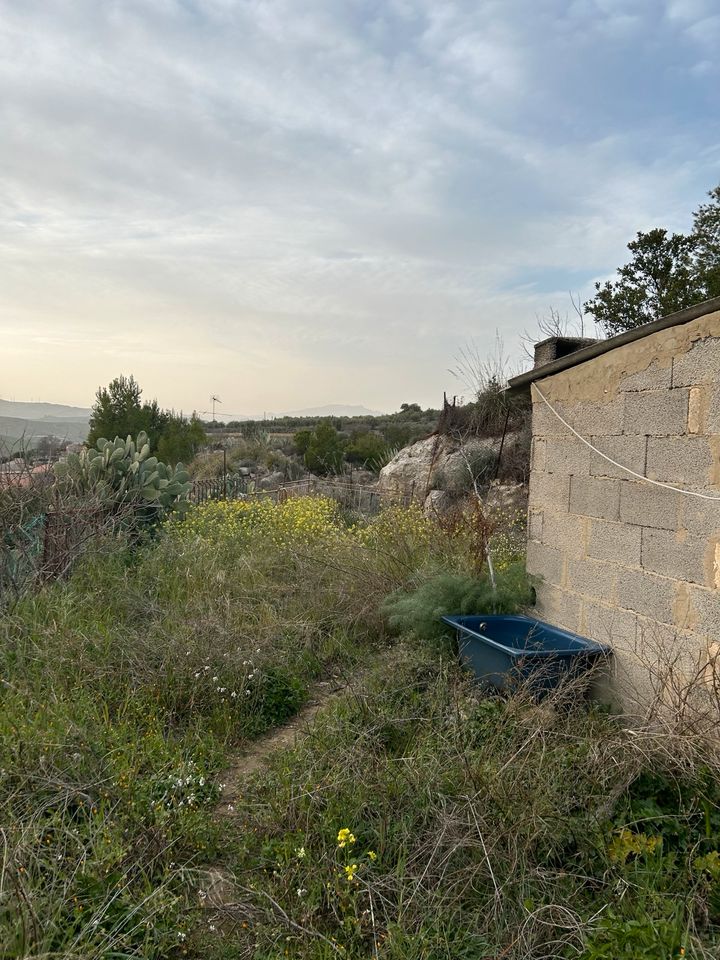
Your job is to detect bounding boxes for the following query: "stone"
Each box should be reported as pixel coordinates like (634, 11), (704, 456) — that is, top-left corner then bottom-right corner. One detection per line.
(258, 471), (285, 490)
(377, 434), (503, 500)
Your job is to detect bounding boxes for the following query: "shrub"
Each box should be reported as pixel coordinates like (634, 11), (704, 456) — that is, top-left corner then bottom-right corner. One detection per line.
(344, 431), (388, 471)
(381, 564), (533, 641)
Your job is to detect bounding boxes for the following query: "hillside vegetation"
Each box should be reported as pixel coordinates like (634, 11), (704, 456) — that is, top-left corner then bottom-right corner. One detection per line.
(1, 495), (719, 959)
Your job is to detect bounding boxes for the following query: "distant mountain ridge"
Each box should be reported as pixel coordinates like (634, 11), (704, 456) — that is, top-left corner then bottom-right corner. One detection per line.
(0, 398), (91, 421)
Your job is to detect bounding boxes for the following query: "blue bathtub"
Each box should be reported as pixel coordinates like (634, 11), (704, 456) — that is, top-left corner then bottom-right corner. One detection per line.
(441, 614), (611, 693)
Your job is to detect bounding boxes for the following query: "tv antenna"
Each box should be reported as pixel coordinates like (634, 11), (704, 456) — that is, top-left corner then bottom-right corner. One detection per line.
(210, 395), (222, 423)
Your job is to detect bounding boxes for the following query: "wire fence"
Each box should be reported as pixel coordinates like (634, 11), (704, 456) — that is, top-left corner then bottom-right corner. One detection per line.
(1, 476), (417, 605)
(188, 475), (417, 515)
(188, 475), (251, 504)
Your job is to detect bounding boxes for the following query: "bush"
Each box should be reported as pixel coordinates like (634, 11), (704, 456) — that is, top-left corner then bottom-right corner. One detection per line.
(345, 431), (389, 471)
(381, 564), (533, 642)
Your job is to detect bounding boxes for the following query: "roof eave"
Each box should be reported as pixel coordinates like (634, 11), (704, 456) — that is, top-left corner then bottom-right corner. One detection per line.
(507, 295), (720, 394)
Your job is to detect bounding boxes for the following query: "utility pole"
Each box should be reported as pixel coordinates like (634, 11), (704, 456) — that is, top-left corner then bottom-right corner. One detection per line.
(210, 395), (222, 424)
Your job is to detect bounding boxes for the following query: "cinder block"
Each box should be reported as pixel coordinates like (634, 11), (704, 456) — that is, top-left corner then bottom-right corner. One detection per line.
(617, 569), (675, 623)
(534, 586), (582, 633)
(589, 435), (647, 480)
(543, 437), (591, 476)
(635, 618), (704, 671)
(569, 475), (620, 521)
(680, 498), (720, 538)
(582, 599), (637, 649)
(528, 471), (570, 511)
(530, 437), (547, 472)
(706, 385), (720, 434)
(623, 388), (689, 436)
(646, 437), (714, 487)
(672, 336), (720, 387)
(528, 508), (543, 543)
(619, 480), (681, 530)
(641, 527), (707, 586)
(617, 361), (672, 393)
(686, 584), (720, 638)
(531, 399), (569, 437)
(565, 556), (619, 602)
(541, 510), (587, 558)
(526, 540), (565, 586)
(588, 518), (642, 566)
(570, 398), (624, 437)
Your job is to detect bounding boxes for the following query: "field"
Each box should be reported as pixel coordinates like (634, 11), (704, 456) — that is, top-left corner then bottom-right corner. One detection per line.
(1, 496), (719, 959)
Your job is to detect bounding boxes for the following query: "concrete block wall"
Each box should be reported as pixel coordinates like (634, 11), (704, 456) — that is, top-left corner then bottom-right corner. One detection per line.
(526, 307), (720, 706)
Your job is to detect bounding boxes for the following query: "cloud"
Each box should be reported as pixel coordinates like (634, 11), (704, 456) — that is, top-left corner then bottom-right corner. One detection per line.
(0, 0), (717, 411)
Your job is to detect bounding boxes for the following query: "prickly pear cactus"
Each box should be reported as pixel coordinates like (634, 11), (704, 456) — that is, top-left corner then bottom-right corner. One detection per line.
(54, 432), (191, 519)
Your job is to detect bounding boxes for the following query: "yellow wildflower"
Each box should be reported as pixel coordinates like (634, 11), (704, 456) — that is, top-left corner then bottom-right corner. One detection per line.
(337, 827), (356, 848)
(344, 863), (358, 882)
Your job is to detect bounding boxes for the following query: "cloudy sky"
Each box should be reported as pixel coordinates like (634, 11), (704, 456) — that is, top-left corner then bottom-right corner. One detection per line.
(1, 0), (718, 415)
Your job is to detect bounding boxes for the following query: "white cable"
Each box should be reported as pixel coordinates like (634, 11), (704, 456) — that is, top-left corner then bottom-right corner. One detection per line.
(531, 382), (720, 502)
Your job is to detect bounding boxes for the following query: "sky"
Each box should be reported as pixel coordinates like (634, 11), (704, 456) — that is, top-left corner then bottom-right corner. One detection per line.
(1, 0), (719, 416)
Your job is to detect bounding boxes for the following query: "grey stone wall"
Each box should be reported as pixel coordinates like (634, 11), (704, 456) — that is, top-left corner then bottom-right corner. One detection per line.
(526, 307), (720, 705)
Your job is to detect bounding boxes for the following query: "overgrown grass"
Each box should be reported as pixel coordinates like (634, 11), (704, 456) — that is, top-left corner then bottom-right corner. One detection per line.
(194, 647), (720, 960)
(2, 495), (718, 959)
(0, 497), (497, 956)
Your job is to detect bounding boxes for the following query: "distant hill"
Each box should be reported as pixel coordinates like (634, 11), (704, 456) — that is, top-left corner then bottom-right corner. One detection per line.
(281, 404), (384, 418)
(0, 415), (89, 449)
(0, 399), (90, 450)
(0, 398), (91, 422)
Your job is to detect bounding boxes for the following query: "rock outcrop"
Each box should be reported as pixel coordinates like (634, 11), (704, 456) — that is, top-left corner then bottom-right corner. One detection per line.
(377, 432), (528, 517)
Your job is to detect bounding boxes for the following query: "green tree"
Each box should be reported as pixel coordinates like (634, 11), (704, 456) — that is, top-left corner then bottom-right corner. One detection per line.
(88, 375), (145, 445)
(303, 422), (345, 475)
(156, 413), (207, 466)
(293, 430), (313, 456)
(693, 183), (720, 300)
(584, 228), (703, 336)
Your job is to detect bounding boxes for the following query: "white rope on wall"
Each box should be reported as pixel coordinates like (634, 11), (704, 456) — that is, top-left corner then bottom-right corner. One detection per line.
(531, 382), (720, 503)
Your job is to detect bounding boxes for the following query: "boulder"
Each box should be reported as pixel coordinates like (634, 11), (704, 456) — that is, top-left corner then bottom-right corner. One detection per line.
(258, 471), (285, 491)
(377, 434), (501, 500)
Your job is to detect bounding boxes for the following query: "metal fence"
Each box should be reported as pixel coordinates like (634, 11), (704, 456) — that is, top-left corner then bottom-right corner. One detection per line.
(189, 475), (417, 515)
(188, 475), (251, 505)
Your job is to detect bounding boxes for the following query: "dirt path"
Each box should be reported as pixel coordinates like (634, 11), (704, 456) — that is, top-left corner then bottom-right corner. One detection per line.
(216, 678), (345, 814)
(199, 674), (358, 911)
